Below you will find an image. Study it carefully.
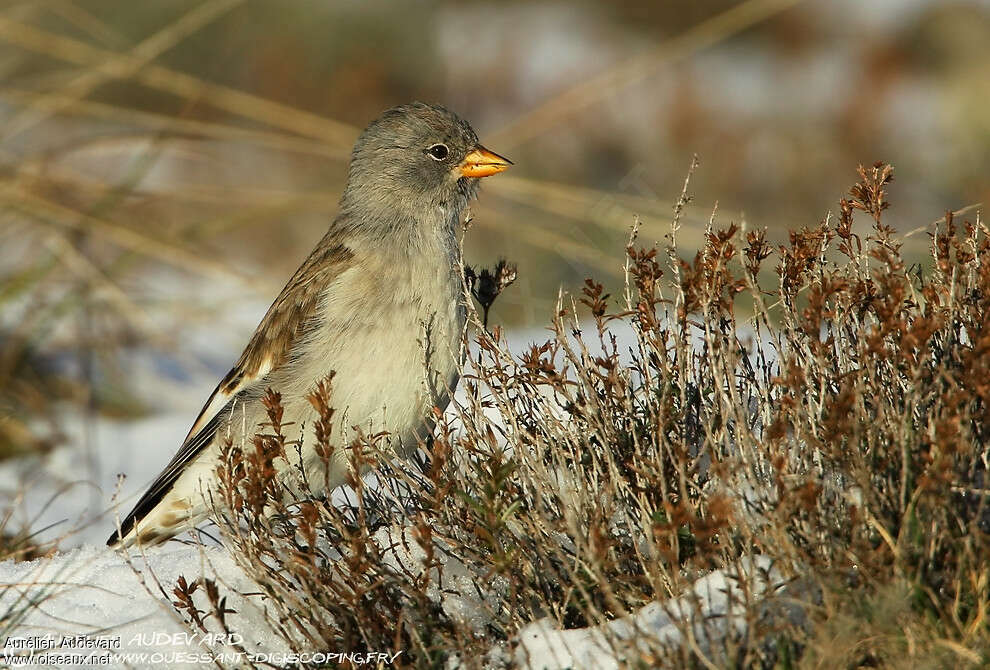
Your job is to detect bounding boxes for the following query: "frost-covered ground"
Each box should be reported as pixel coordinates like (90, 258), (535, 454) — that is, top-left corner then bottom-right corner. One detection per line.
(2, 539), (781, 669)
(0, 307), (781, 669)
(1, 545), (284, 667)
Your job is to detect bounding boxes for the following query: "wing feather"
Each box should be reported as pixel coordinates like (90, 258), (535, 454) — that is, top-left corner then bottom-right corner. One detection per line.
(107, 236), (354, 545)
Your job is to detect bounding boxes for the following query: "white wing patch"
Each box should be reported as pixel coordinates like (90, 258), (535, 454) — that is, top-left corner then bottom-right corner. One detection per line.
(183, 356), (273, 442)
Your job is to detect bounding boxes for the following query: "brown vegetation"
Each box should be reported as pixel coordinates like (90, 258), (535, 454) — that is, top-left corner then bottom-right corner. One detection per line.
(173, 163), (988, 668)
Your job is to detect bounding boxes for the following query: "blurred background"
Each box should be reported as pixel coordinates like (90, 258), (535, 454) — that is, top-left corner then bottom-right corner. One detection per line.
(0, 0), (987, 549)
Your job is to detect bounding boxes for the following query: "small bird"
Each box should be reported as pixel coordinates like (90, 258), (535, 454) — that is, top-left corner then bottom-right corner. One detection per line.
(108, 102), (511, 548)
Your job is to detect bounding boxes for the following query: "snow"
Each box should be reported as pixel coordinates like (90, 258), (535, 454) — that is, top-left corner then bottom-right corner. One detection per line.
(513, 556), (783, 669)
(1, 542), (782, 669)
(0, 523), (500, 668)
(0, 544), (285, 668)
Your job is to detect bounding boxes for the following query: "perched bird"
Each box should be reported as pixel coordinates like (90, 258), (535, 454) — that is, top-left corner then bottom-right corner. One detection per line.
(108, 102), (511, 548)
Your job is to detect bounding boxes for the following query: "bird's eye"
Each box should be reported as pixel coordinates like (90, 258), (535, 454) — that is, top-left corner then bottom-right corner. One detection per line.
(426, 143), (449, 161)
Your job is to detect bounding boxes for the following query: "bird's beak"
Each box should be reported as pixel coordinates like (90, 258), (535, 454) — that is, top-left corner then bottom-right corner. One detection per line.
(458, 145), (513, 178)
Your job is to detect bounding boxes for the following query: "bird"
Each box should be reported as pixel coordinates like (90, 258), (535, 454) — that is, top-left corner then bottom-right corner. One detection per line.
(107, 102), (511, 548)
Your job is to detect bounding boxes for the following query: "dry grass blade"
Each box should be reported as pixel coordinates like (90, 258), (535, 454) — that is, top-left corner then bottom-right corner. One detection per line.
(17, 159), (339, 210)
(489, 0), (806, 148)
(2, 88), (348, 159)
(471, 202), (625, 279)
(1, 0), (246, 142)
(40, 228), (165, 347)
(0, 182), (262, 286)
(903, 202), (984, 238)
(41, 1), (126, 49)
(0, 14), (359, 148)
(490, 175), (710, 246)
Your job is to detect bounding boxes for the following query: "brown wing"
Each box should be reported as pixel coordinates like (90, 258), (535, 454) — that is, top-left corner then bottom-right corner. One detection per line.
(107, 236), (354, 545)
(183, 237), (354, 441)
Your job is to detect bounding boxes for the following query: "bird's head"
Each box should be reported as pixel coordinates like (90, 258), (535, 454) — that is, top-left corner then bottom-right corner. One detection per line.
(341, 102), (511, 230)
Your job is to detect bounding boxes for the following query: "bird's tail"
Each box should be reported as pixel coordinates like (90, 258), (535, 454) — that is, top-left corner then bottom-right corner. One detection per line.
(107, 497), (202, 549)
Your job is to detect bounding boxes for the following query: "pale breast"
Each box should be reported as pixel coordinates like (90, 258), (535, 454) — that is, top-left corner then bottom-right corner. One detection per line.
(270, 245), (465, 454)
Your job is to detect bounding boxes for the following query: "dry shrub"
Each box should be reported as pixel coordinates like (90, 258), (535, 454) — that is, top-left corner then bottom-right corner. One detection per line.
(178, 162), (989, 669)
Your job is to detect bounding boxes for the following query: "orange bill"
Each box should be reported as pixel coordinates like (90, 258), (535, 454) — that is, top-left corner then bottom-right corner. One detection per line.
(459, 145), (513, 178)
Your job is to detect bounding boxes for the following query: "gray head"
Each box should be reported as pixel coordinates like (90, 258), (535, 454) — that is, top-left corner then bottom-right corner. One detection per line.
(339, 102), (511, 233)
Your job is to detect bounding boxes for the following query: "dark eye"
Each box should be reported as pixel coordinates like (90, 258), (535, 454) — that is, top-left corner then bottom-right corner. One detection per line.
(426, 143), (449, 161)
